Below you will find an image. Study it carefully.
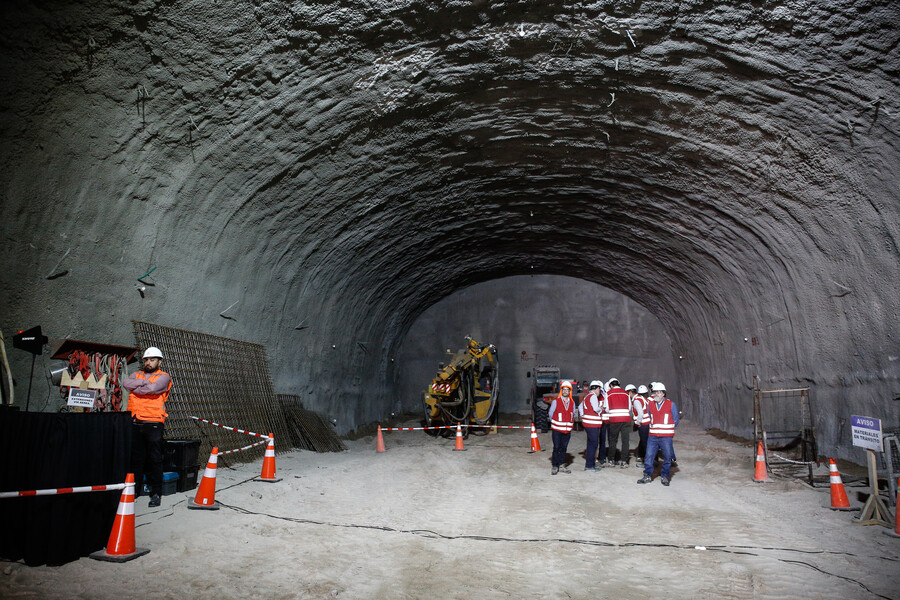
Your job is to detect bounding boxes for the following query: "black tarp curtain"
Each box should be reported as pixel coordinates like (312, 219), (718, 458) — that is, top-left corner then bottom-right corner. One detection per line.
(0, 411), (131, 566)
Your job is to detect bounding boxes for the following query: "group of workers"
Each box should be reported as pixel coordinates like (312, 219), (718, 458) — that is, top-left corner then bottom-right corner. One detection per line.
(547, 378), (679, 486)
(122, 346), (682, 502)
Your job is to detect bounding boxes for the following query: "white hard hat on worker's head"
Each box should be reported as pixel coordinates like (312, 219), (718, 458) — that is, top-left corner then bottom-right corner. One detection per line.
(625, 384), (637, 392)
(651, 382), (666, 393)
(560, 380), (573, 389)
(143, 346), (164, 359)
(606, 378), (619, 389)
(637, 384), (649, 395)
(589, 380), (603, 389)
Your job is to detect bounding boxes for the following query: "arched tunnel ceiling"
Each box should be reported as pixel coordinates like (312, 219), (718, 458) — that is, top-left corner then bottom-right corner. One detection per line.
(1, 1), (898, 449)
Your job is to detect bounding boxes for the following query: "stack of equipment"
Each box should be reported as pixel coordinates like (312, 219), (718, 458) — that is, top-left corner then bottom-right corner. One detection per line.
(164, 439), (201, 492)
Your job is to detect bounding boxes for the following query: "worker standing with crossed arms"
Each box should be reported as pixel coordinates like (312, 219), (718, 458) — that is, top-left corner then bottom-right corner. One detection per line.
(123, 346), (172, 507)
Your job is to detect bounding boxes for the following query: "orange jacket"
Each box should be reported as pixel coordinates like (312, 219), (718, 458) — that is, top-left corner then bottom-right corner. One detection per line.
(126, 370), (172, 422)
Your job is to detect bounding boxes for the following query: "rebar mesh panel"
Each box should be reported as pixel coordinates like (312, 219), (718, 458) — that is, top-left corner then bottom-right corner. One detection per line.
(132, 321), (290, 465)
(758, 389), (810, 446)
(278, 394), (345, 453)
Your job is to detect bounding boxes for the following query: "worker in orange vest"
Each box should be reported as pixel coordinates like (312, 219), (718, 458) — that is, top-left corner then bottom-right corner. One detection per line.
(123, 346), (172, 507)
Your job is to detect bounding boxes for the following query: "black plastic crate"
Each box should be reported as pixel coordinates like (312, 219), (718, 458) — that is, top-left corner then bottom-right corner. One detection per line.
(164, 439), (201, 471)
(176, 465), (200, 492)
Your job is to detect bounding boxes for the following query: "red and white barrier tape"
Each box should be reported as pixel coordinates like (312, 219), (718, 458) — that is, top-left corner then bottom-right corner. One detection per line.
(381, 425), (457, 431)
(219, 438), (269, 456)
(0, 482), (126, 499)
(190, 415), (269, 439)
(380, 424), (532, 431)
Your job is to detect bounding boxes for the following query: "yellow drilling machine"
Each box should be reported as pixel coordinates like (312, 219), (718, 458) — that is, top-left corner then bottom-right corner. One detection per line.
(423, 336), (499, 437)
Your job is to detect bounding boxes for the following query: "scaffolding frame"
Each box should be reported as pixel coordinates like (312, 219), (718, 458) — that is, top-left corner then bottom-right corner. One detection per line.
(753, 376), (817, 484)
(882, 430), (899, 509)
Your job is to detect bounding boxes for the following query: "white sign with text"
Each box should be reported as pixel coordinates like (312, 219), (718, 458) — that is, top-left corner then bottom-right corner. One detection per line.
(850, 415), (883, 452)
(67, 388), (97, 408)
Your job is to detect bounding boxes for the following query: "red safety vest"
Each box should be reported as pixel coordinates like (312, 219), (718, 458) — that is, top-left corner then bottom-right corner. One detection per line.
(648, 398), (675, 437)
(551, 397), (575, 433)
(581, 393), (603, 428)
(128, 370), (172, 423)
(634, 395), (651, 425)
(606, 388), (632, 423)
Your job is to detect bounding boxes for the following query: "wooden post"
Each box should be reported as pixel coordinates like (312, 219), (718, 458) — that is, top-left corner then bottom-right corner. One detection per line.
(855, 449), (892, 526)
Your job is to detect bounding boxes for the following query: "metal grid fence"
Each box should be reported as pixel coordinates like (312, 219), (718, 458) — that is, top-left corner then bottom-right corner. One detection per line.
(753, 378), (816, 484)
(132, 321), (290, 465)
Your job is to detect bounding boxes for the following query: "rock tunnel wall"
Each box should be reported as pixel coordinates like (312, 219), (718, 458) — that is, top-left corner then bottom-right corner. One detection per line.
(0, 1), (898, 460)
(395, 275), (679, 418)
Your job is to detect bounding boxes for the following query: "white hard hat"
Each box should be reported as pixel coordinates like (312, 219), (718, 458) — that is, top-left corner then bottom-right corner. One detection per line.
(606, 378), (619, 389)
(589, 380), (603, 389)
(143, 346), (164, 359)
(651, 382), (666, 393)
(625, 384), (637, 392)
(560, 380), (573, 389)
(637, 384), (649, 395)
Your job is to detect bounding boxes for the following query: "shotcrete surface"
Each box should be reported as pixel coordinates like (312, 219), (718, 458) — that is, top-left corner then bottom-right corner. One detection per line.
(2, 420), (896, 599)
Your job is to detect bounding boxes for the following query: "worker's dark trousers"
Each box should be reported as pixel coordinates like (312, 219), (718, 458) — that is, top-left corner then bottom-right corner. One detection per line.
(551, 430), (571, 468)
(597, 423), (609, 463)
(584, 427), (600, 468)
(131, 421), (165, 497)
(636, 424), (649, 463)
(606, 421), (631, 464)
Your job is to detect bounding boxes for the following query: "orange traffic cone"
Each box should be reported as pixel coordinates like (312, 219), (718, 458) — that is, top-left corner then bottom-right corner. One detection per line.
(376, 425), (386, 453)
(528, 423), (543, 453)
(453, 423), (466, 451)
(188, 447), (221, 510)
(752, 442), (769, 482)
(884, 478), (900, 537)
(89, 473), (150, 562)
(828, 458), (854, 511)
(257, 434), (282, 483)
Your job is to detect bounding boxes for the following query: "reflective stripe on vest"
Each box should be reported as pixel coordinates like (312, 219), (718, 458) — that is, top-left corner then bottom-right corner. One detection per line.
(128, 370), (171, 423)
(636, 396), (651, 425)
(581, 394), (602, 428)
(606, 389), (632, 423)
(551, 399), (574, 433)
(648, 399), (675, 437)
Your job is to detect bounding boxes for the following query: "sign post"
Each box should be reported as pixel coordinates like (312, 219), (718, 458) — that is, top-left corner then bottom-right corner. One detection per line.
(850, 415), (891, 527)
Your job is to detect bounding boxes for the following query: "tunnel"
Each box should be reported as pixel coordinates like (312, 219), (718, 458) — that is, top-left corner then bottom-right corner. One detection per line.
(1, 0), (898, 461)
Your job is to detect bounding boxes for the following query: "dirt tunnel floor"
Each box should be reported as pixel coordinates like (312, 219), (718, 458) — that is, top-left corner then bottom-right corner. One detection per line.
(2, 418), (898, 599)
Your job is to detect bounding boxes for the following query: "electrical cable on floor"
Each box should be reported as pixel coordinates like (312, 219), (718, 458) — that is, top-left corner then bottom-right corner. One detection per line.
(135, 475), (259, 529)
(216, 475), (261, 492)
(215, 501), (899, 600)
(135, 498), (186, 527)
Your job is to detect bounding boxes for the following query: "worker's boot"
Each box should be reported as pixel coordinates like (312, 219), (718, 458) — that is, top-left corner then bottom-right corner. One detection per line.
(637, 475), (652, 484)
(559, 465), (571, 474)
(551, 466), (559, 475)
(148, 493), (161, 507)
